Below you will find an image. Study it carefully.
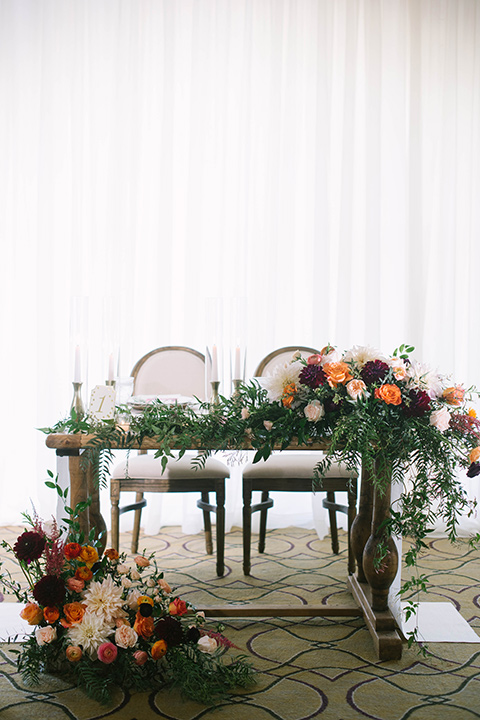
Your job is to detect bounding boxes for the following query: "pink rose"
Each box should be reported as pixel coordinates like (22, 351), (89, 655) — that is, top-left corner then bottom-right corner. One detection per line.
(97, 642), (118, 664)
(169, 598), (188, 616)
(133, 650), (148, 666)
(346, 379), (367, 401)
(134, 555), (150, 568)
(430, 407), (451, 432)
(263, 420), (273, 431)
(115, 624), (138, 649)
(35, 625), (57, 645)
(197, 636), (218, 654)
(66, 577), (85, 593)
(304, 400), (325, 422)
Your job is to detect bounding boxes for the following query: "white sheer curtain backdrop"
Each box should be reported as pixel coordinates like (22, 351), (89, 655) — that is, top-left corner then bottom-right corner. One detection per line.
(1, 0), (479, 537)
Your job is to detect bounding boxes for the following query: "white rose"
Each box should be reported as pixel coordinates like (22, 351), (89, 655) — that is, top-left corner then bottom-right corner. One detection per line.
(197, 635), (218, 654)
(115, 624), (138, 649)
(35, 625), (57, 645)
(430, 407), (451, 432)
(304, 400), (325, 422)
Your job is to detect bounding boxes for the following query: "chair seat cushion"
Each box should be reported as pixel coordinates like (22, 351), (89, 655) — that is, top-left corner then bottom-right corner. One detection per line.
(112, 454), (230, 480)
(243, 454), (356, 479)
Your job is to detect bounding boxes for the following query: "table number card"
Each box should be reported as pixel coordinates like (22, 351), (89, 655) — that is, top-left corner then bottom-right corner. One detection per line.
(89, 385), (116, 421)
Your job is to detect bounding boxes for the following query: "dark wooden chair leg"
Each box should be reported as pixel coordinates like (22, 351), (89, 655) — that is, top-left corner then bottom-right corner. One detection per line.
(215, 480), (225, 577)
(131, 492), (144, 554)
(243, 478), (253, 575)
(258, 491), (270, 553)
(326, 490), (339, 554)
(201, 491), (213, 555)
(347, 482), (357, 575)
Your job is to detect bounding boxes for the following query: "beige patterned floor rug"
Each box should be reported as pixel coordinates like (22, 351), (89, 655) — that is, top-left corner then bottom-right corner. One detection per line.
(1, 525), (480, 720)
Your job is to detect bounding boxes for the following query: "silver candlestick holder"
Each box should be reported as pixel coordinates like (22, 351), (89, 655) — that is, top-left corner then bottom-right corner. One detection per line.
(232, 379), (242, 399)
(210, 381), (220, 407)
(71, 382), (85, 419)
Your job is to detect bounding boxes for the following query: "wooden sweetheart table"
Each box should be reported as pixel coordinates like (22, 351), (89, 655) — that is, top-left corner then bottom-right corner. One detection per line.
(46, 432), (403, 661)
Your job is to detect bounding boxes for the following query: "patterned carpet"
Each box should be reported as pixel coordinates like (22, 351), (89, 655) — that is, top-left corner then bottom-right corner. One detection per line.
(1, 525), (480, 719)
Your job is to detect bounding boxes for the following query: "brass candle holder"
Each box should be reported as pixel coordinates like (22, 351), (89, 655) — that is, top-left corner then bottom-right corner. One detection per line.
(71, 382), (85, 419)
(232, 378), (242, 399)
(210, 380), (220, 407)
(105, 380), (116, 388)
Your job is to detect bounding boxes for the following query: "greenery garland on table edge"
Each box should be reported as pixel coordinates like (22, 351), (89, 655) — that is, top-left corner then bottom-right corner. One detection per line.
(40, 342), (480, 650)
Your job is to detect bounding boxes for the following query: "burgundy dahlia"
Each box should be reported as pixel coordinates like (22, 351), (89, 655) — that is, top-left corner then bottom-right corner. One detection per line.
(32, 574), (66, 607)
(13, 531), (46, 564)
(360, 360), (389, 386)
(155, 617), (185, 647)
(403, 389), (431, 418)
(299, 364), (327, 389)
(467, 462), (480, 478)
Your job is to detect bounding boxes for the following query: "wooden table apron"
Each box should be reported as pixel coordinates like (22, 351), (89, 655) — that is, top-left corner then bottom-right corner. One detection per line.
(46, 433), (403, 660)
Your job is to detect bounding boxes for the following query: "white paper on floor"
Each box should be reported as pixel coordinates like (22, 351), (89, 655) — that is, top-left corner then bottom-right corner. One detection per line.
(0, 603), (33, 642)
(401, 602), (479, 643)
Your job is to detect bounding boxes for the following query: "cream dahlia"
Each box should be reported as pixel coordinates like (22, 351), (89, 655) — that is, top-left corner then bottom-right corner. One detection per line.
(67, 611), (113, 657)
(260, 361), (302, 403)
(83, 574), (125, 624)
(342, 345), (385, 368)
(407, 360), (443, 399)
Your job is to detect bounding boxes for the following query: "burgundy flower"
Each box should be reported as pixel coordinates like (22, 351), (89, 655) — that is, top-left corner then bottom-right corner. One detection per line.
(33, 575), (66, 607)
(299, 364), (327, 389)
(360, 360), (389, 386)
(467, 462), (480, 478)
(155, 617), (184, 647)
(13, 531), (46, 564)
(403, 389), (431, 418)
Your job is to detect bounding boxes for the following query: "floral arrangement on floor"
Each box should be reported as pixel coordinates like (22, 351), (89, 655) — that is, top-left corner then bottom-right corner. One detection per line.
(0, 478), (255, 704)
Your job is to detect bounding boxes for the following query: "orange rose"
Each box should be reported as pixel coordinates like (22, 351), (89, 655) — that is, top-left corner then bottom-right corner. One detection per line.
(20, 602), (43, 625)
(64, 542), (81, 560)
(374, 384), (402, 406)
(79, 545), (99, 568)
(169, 598), (188, 616)
(75, 566), (93, 582)
(469, 446), (480, 464)
(63, 602), (86, 626)
(442, 386), (465, 406)
(133, 612), (155, 639)
(281, 383), (297, 408)
(43, 606), (60, 624)
(151, 639), (167, 660)
(323, 362), (353, 387)
(104, 548), (120, 561)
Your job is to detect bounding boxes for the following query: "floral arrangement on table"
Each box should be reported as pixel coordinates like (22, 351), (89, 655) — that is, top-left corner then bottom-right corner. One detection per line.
(0, 478), (255, 704)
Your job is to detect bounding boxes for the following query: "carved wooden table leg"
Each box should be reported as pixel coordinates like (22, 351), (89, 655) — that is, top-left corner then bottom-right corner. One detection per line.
(362, 480), (398, 612)
(350, 464), (374, 581)
(67, 451), (90, 540)
(86, 462), (108, 554)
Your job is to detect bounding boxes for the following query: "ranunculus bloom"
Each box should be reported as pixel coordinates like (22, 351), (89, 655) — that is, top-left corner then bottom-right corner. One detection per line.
(43, 606), (60, 624)
(374, 384), (402, 406)
(115, 624), (138, 649)
(13, 531), (46, 564)
(263, 420), (273, 431)
(151, 639), (168, 659)
(169, 598), (188, 616)
(104, 548), (120, 561)
(323, 362), (353, 387)
(97, 642), (118, 664)
(158, 578), (171, 594)
(442, 386), (465, 406)
(134, 555), (150, 567)
(79, 546), (99, 568)
(346, 379), (367, 401)
(75, 566), (93, 582)
(35, 625), (57, 646)
(469, 446), (480, 464)
(197, 636), (218, 654)
(134, 612), (155, 639)
(20, 602), (43, 625)
(66, 577), (85, 593)
(307, 354), (322, 365)
(64, 542), (82, 560)
(133, 650), (148, 666)
(63, 602), (86, 626)
(33, 575), (66, 607)
(281, 382), (297, 408)
(304, 400), (325, 422)
(430, 407), (451, 432)
(66, 645), (83, 662)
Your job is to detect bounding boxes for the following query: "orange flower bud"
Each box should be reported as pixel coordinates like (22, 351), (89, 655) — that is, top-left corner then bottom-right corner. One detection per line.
(151, 639), (168, 660)
(104, 548), (120, 561)
(281, 383), (297, 408)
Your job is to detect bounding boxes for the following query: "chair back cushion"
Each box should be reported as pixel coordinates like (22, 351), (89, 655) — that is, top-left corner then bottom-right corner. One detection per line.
(255, 346), (319, 377)
(132, 346), (206, 399)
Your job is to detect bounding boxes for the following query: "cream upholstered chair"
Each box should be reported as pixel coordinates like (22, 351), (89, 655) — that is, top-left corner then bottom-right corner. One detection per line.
(242, 346), (358, 575)
(110, 346), (229, 576)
